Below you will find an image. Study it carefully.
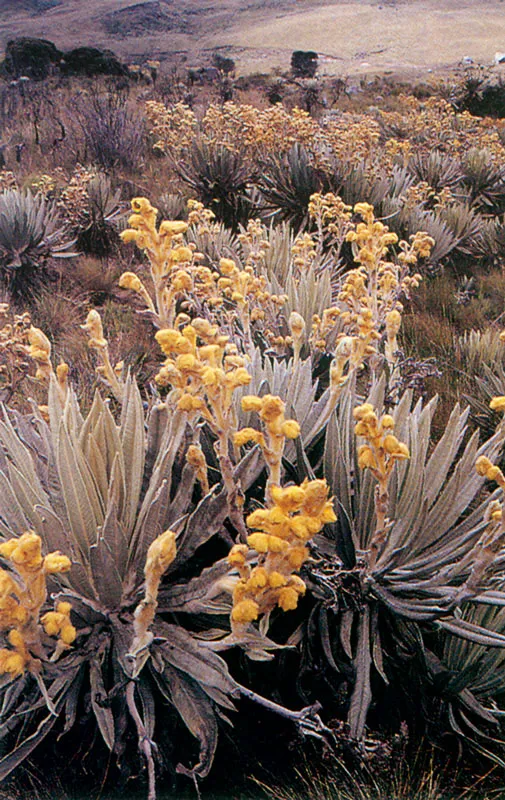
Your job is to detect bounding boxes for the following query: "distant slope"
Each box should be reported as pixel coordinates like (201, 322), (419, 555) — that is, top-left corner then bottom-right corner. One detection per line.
(0, 0), (504, 77)
(0, 0), (329, 67)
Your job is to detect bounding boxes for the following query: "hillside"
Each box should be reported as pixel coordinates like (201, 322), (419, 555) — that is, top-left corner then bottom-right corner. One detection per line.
(0, 0), (505, 76)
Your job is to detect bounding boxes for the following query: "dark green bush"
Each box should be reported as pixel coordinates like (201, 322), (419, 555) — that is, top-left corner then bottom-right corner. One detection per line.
(62, 47), (126, 78)
(2, 37), (61, 80)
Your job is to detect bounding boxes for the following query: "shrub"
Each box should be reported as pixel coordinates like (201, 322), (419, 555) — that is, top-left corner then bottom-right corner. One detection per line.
(0, 190), (73, 301)
(291, 50), (318, 78)
(177, 141), (255, 230)
(75, 174), (122, 257)
(1, 37), (61, 80)
(61, 47), (126, 78)
(212, 52), (236, 75)
(259, 144), (332, 228)
(76, 89), (146, 172)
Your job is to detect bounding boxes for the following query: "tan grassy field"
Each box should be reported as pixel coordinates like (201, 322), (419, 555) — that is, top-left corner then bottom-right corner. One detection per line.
(220, 0), (505, 76)
(1, 0), (505, 76)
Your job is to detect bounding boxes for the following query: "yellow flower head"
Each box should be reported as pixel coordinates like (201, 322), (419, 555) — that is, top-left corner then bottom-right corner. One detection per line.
(119, 272), (143, 292)
(28, 326), (51, 363)
(281, 420), (301, 440)
(247, 567), (268, 590)
(0, 649), (25, 677)
(231, 599), (259, 623)
(301, 479), (334, 517)
(270, 485), (305, 513)
(145, 530), (177, 577)
(246, 533), (269, 553)
(4, 532), (43, 571)
(155, 328), (184, 354)
(81, 310), (106, 349)
(228, 544), (248, 567)
(131, 197), (157, 216)
(241, 395), (263, 413)
(60, 624), (77, 645)
(234, 428), (264, 447)
(120, 229), (138, 244)
(268, 571), (287, 589)
(159, 220), (188, 237)
(277, 587), (300, 612)
(490, 396), (505, 413)
(177, 394), (205, 412)
(289, 312), (305, 338)
(260, 395), (285, 424)
(43, 552), (72, 574)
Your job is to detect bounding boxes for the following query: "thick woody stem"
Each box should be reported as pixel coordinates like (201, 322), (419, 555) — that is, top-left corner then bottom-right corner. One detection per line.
(126, 681), (156, 800)
(217, 431), (249, 542)
(368, 478), (389, 572)
(98, 345), (124, 403)
(238, 685), (334, 743)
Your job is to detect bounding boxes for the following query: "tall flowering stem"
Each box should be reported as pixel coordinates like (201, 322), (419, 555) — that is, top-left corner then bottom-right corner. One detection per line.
(28, 325), (69, 407)
(127, 530), (177, 800)
(155, 319), (252, 537)
(81, 309), (124, 402)
(234, 394), (301, 502)
(129, 530), (177, 674)
(354, 404), (410, 571)
(303, 203), (431, 439)
(120, 197), (192, 329)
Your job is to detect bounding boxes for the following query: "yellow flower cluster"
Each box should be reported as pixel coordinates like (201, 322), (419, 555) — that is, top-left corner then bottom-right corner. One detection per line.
(354, 403), (410, 475)
(234, 394), (300, 491)
(143, 93), (505, 193)
(28, 326), (53, 383)
(201, 102), (317, 159)
(146, 101), (197, 159)
(228, 480), (336, 626)
(354, 404), (409, 569)
(400, 181), (455, 214)
(216, 257), (287, 350)
(0, 630), (28, 677)
(42, 601), (76, 645)
(311, 307), (341, 351)
(291, 232), (317, 272)
(57, 165), (97, 229)
(155, 318), (251, 420)
(0, 532), (72, 575)
(147, 100), (319, 164)
(187, 199), (220, 237)
(332, 203), (432, 376)
(120, 197), (192, 328)
(0, 532), (74, 677)
(308, 192), (352, 245)
(320, 116), (381, 168)
(475, 455), (505, 488)
(121, 198), (281, 344)
(237, 218), (271, 273)
(379, 95), (505, 162)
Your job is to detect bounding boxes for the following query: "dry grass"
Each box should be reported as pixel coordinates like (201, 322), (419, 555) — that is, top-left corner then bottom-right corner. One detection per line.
(220, 0), (505, 77)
